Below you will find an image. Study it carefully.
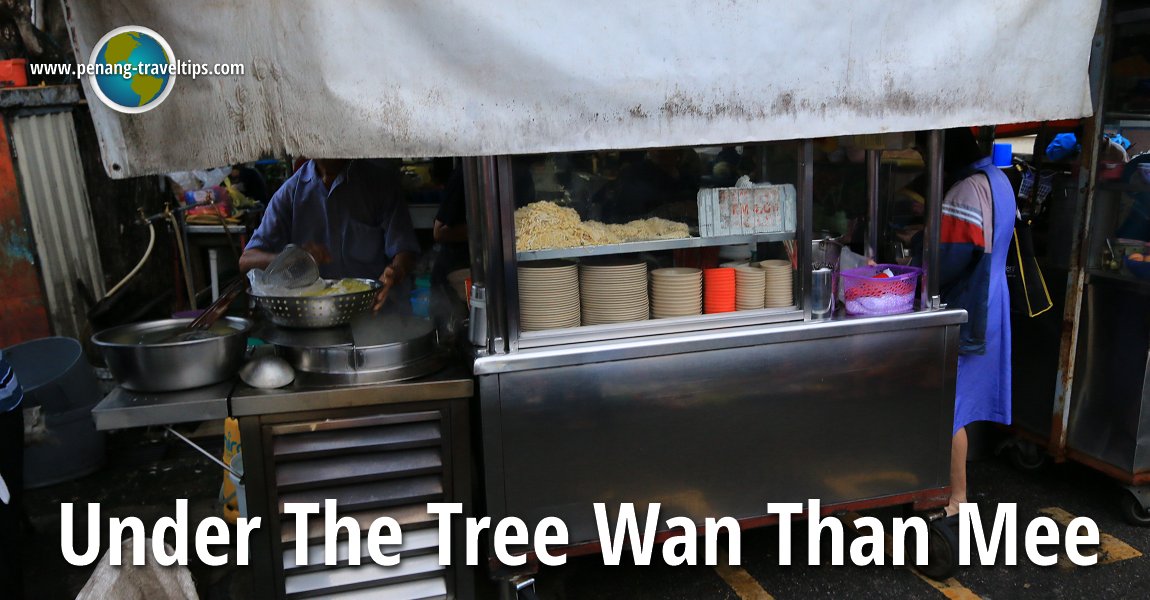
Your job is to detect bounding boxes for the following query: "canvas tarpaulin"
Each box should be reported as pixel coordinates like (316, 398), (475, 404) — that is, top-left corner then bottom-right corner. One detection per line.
(64, 0), (1100, 178)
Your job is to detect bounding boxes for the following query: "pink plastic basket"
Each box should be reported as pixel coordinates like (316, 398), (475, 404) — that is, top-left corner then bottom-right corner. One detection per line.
(840, 264), (921, 316)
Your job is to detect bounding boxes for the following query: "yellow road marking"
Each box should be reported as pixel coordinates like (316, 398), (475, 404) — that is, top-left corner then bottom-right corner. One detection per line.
(714, 548), (775, 600)
(840, 512), (984, 600)
(1038, 507), (1142, 565)
(909, 571), (983, 600)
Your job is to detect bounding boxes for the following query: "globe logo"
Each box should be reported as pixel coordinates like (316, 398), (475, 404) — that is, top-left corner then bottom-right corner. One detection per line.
(87, 26), (176, 114)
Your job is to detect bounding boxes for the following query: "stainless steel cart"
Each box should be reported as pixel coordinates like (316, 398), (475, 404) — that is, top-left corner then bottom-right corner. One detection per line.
(461, 136), (967, 592)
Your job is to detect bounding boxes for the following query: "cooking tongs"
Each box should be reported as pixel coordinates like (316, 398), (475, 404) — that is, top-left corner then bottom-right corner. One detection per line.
(189, 278), (249, 330)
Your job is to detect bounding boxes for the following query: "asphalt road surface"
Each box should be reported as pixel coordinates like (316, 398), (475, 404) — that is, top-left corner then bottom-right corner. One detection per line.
(23, 430), (1150, 599)
(523, 456), (1150, 600)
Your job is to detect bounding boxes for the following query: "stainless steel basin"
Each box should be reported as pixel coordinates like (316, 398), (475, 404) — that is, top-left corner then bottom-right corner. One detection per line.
(91, 317), (252, 392)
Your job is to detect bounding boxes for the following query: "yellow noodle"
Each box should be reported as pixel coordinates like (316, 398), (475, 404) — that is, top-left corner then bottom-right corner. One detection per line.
(514, 201), (689, 251)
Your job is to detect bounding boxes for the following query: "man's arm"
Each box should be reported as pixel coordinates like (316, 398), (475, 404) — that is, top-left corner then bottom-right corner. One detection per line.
(433, 219), (469, 244)
(239, 248), (276, 273)
(242, 172), (300, 273)
(938, 177), (989, 286)
(373, 250), (418, 312)
(240, 242), (331, 274)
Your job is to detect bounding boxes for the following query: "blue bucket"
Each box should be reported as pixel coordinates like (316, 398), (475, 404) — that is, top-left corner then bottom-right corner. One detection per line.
(4, 337), (105, 488)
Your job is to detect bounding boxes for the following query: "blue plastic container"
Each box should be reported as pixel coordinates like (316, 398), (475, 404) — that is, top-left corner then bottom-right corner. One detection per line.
(4, 337), (105, 488)
(410, 288), (431, 318)
(992, 143), (1013, 167)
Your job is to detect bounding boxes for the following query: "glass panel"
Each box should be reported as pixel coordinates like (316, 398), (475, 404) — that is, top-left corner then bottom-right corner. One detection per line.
(810, 134), (925, 317)
(509, 143), (802, 334)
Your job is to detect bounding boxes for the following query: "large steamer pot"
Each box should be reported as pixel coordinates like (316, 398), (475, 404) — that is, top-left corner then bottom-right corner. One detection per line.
(92, 317), (252, 392)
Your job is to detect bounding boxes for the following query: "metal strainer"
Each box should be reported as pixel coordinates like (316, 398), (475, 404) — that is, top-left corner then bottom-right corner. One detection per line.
(251, 278), (381, 328)
(260, 244), (320, 291)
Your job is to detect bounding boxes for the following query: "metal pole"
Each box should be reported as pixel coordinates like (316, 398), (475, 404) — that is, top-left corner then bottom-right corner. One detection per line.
(462, 157), (486, 286)
(479, 157), (507, 354)
(923, 130), (944, 309)
(1050, 0), (1110, 459)
(865, 149), (880, 262)
(165, 426), (241, 478)
(495, 157), (520, 353)
(798, 140), (814, 319)
(208, 248), (220, 301)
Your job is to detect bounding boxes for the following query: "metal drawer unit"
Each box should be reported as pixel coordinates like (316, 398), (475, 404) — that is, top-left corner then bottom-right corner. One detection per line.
(241, 400), (473, 599)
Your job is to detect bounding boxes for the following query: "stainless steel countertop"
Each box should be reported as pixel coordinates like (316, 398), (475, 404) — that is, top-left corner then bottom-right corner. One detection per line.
(93, 309), (963, 429)
(474, 308), (967, 375)
(92, 365), (474, 431)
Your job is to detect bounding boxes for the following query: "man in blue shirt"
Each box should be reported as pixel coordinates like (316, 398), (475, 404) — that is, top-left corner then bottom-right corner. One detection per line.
(240, 159), (420, 311)
(0, 350), (24, 595)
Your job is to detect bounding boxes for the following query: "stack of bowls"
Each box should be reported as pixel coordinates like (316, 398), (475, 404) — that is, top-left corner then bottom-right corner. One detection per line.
(760, 259), (793, 308)
(704, 268), (737, 314)
(651, 268), (703, 318)
(580, 259), (650, 325)
(519, 260), (580, 331)
(735, 266), (766, 310)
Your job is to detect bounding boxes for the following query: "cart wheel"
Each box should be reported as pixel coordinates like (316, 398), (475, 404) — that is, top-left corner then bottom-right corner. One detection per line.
(915, 516), (960, 581)
(1005, 440), (1047, 471)
(1119, 491), (1150, 527)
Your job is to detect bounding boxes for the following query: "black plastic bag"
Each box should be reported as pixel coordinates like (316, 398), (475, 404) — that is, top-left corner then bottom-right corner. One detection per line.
(1005, 216), (1053, 317)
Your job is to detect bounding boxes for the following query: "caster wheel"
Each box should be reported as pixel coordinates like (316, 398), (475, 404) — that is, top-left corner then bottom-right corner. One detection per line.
(1005, 441), (1047, 471)
(915, 516), (960, 580)
(1119, 491), (1150, 527)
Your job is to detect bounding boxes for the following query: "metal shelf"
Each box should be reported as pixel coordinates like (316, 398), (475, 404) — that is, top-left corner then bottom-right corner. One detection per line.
(1104, 112), (1150, 128)
(1096, 181), (1150, 194)
(1115, 7), (1150, 26)
(185, 224), (246, 234)
(1086, 268), (1150, 292)
(516, 231), (794, 261)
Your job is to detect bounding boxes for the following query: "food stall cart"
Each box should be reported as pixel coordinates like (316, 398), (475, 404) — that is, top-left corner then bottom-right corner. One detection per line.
(1005, 1), (1150, 525)
(65, 1), (1100, 597)
(466, 134), (970, 592)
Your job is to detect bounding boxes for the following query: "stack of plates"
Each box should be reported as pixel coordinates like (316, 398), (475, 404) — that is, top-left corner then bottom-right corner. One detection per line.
(735, 266), (766, 310)
(580, 259), (649, 325)
(651, 268), (702, 318)
(519, 260), (580, 330)
(704, 268), (737, 314)
(760, 259), (793, 308)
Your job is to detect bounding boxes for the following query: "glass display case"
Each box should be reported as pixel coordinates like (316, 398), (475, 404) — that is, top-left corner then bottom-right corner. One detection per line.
(468, 136), (946, 352)
(502, 141), (807, 349)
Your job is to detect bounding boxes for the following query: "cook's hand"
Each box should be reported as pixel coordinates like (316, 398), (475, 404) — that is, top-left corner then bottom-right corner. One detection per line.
(373, 265), (399, 312)
(301, 242), (332, 265)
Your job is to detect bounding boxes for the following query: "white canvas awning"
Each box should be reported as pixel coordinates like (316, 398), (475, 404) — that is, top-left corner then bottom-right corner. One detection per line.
(64, 0), (1100, 178)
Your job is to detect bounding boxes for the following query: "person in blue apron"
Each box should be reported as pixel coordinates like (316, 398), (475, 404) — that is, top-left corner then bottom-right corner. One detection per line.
(934, 128), (1015, 517)
(0, 350), (24, 596)
(240, 159), (421, 312)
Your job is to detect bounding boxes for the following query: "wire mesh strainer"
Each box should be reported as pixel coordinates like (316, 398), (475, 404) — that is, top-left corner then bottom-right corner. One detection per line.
(261, 244), (320, 290)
